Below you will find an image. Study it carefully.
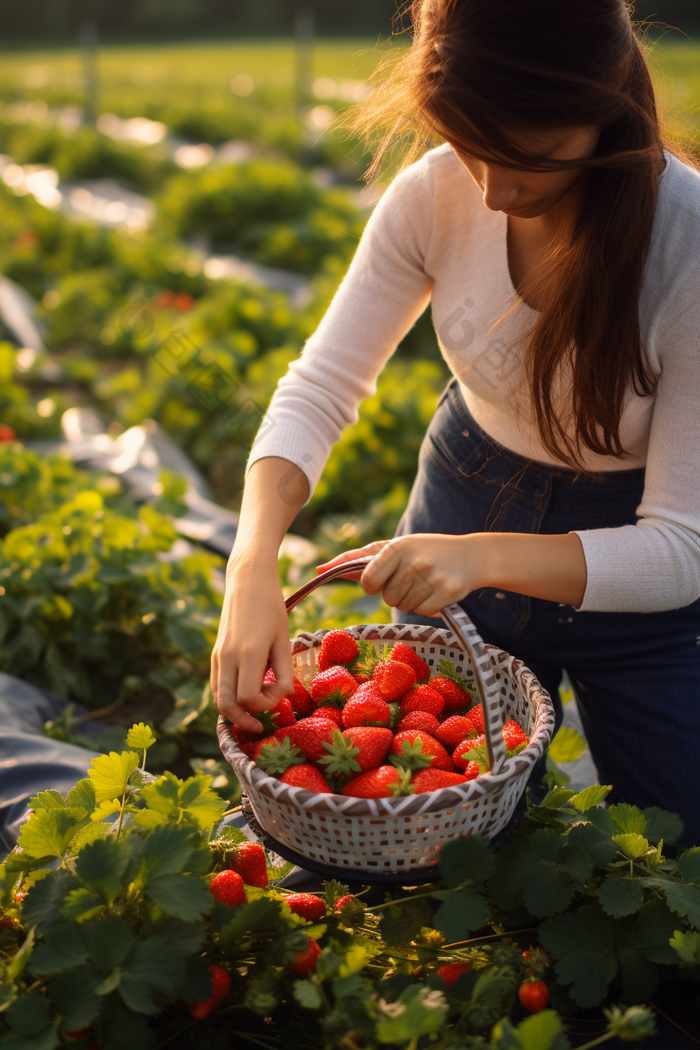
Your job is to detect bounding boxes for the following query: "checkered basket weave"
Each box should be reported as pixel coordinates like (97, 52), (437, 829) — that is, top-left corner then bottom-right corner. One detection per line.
(218, 559), (556, 874)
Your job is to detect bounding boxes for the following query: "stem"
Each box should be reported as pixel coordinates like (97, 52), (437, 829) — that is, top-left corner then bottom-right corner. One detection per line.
(142, 748), (147, 771)
(442, 927), (538, 949)
(115, 787), (128, 842)
(222, 805), (243, 818)
(71, 697), (124, 727)
(645, 1001), (700, 1047)
(573, 1033), (614, 1050)
(364, 889), (441, 913)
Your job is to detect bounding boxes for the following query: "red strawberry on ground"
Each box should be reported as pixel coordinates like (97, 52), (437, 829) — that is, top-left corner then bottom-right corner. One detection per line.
(397, 710), (441, 736)
(503, 719), (529, 752)
(389, 729), (454, 772)
(453, 735), (485, 770)
(209, 870), (246, 908)
(228, 841), (268, 887)
(466, 703), (485, 733)
(519, 980), (549, 1013)
(309, 666), (357, 709)
(320, 726), (393, 780)
(280, 763), (334, 794)
(285, 893), (326, 922)
(437, 962), (472, 989)
(288, 937), (322, 974)
(188, 964), (232, 1019)
(288, 717), (339, 762)
(399, 684), (445, 717)
(342, 692), (391, 728)
(371, 660), (416, 702)
(389, 643), (430, 683)
(318, 629), (359, 671)
(411, 768), (470, 792)
(341, 765), (414, 798)
(436, 715), (477, 750)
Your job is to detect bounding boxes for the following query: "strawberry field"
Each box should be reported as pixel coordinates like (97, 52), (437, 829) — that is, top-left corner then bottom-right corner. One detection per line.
(0, 35), (700, 1050)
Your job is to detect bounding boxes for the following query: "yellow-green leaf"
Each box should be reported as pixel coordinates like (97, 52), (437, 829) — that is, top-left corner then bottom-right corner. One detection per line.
(613, 833), (649, 859)
(126, 723), (156, 752)
(90, 799), (123, 823)
(88, 751), (139, 804)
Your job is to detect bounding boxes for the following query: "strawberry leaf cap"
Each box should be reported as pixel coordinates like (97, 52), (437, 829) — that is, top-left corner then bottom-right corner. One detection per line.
(436, 658), (473, 691)
(256, 738), (305, 775)
(317, 729), (361, 778)
(462, 741), (489, 774)
(389, 767), (416, 797)
(389, 738), (433, 772)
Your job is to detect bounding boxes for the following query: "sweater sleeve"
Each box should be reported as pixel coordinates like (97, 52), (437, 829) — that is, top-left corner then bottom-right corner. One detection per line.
(574, 261), (700, 613)
(245, 159), (434, 502)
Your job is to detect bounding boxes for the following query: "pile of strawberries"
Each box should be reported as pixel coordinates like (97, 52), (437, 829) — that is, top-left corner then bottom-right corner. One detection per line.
(232, 631), (530, 799)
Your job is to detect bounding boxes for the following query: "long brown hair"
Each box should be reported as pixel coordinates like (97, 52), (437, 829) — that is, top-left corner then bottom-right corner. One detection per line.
(348, 0), (694, 468)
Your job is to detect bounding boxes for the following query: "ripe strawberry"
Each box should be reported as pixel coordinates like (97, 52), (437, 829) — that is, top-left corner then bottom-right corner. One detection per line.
(453, 734), (485, 770)
(389, 643), (430, 683)
(352, 670), (371, 683)
(436, 962), (472, 989)
(318, 629), (359, 671)
(250, 729), (302, 765)
(463, 761), (480, 781)
(232, 724), (254, 753)
(309, 666), (357, 709)
(0, 424), (16, 442)
(389, 730), (454, 772)
(352, 681), (384, 702)
(519, 979), (549, 1013)
(311, 705), (343, 728)
(341, 765), (414, 798)
(188, 964), (231, 1019)
(334, 894), (357, 913)
(399, 684), (445, 717)
(430, 663), (473, 712)
(321, 726), (393, 779)
(288, 937), (322, 974)
(371, 660), (416, 702)
(64, 1030), (91, 1041)
(342, 692), (391, 728)
(209, 870), (246, 908)
(263, 669), (313, 716)
(252, 696), (296, 734)
(285, 893), (326, 921)
(436, 715), (477, 750)
(280, 763), (334, 793)
(229, 841), (268, 888)
(466, 703), (485, 733)
(397, 710), (441, 736)
(503, 719), (529, 752)
(411, 768), (470, 792)
(288, 717), (338, 762)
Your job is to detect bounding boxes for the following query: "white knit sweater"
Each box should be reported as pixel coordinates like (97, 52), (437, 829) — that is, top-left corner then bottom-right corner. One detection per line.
(247, 144), (700, 614)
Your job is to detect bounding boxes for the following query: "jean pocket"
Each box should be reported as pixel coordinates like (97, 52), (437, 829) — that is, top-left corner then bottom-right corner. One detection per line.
(424, 414), (491, 481)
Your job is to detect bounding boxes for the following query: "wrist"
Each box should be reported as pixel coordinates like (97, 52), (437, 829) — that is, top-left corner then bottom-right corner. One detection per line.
(227, 542), (280, 579)
(462, 532), (499, 591)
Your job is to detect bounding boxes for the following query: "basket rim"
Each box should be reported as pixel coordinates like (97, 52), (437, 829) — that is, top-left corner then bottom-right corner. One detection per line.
(217, 622), (556, 818)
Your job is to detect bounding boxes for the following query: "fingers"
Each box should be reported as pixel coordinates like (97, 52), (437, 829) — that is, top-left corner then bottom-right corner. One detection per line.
(316, 540), (389, 579)
(360, 541), (401, 594)
(267, 631), (295, 699)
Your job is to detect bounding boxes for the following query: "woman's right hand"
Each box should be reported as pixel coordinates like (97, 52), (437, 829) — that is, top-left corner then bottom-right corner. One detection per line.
(210, 554), (295, 733)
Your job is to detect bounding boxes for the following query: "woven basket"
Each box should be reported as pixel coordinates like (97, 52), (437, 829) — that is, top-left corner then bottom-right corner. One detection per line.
(218, 559), (556, 875)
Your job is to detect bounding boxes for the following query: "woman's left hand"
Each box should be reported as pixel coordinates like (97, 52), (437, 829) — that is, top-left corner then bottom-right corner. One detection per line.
(315, 533), (484, 617)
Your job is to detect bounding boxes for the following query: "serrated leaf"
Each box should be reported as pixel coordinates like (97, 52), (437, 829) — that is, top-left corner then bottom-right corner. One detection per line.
(17, 808), (85, 860)
(69, 821), (109, 852)
(26, 922), (87, 975)
(48, 966), (102, 1031)
(670, 929), (700, 966)
(136, 772), (226, 833)
(610, 804), (647, 836)
(613, 833), (649, 859)
(338, 944), (370, 978)
(642, 807), (684, 845)
(569, 785), (611, 812)
(5, 993), (50, 1035)
(23, 870), (78, 934)
(539, 905), (617, 1007)
(146, 874), (214, 922)
(565, 823), (618, 866)
(119, 936), (184, 1015)
(378, 898), (434, 947)
(438, 833), (495, 889)
(0, 1027), (59, 1050)
(624, 899), (679, 965)
(432, 891), (489, 941)
(66, 779), (97, 814)
(88, 751), (139, 804)
(80, 916), (135, 972)
(293, 979), (322, 1009)
(560, 848), (593, 884)
(677, 848), (700, 884)
(218, 898), (283, 948)
(541, 786), (576, 810)
(495, 1010), (568, 1050)
(126, 723), (157, 752)
(661, 882), (700, 929)
(60, 888), (105, 923)
(548, 726), (587, 763)
(599, 877), (644, 918)
(90, 799), (123, 823)
(136, 823), (196, 881)
(27, 790), (65, 812)
(75, 838), (129, 904)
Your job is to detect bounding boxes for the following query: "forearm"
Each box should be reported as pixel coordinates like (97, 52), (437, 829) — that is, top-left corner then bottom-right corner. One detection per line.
(470, 532), (587, 608)
(230, 456), (310, 566)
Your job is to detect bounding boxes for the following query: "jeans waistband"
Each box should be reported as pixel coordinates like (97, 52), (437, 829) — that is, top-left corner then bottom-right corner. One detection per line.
(446, 378), (647, 485)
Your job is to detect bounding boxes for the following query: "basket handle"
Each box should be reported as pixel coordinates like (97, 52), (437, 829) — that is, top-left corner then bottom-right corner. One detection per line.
(284, 557), (506, 775)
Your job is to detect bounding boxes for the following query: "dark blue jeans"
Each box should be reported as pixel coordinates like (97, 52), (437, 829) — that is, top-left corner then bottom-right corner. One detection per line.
(392, 378), (700, 845)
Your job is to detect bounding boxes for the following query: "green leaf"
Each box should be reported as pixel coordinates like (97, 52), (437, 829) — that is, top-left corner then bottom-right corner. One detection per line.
(136, 772), (226, 833)
(61, 888), (105, 923)
(661, 882), (700, 930)
(6, 928), (35, 982)
(293, 979), (322, 1009)
(375, 985), (448, 1044)
(613, 833), (649, 859)
(0, 1027), (59, 1050)
(565, 822), (618, 866)
(23, 871), (78, 934)
(135, 823), (195, 880)
(48, 966), (103, 1032)
(568, 785), (611, 812)
(623, 899), (679, 966)
(494, 1010), (568, 1050)
(66, 779), (97, 814)
(81, 916), (135, 972)
(69, 821), (110, 853)
(146, 874), (214, 922)
(547, 726), (587, 763)
(119, 936), (185, 1015)
(75, 838), (129, 904)
(670, 929), (700, 967)
(126, 723), (157, 752)
(599, 877), (645, 918)
(432, 891), (489, 941)
(218, 898), (282, 948)
(642, 807), (684, 845)
(677, 848), (700, 884)
(26, 922), (87, 975)
(438, 834), (495, 889)
(16, 808), (85, 860)
(5, 993), (50, 1035)
(27, 790), (65, 812)
(610, 804), (647, 836)
(88, 750), (140, 804)
(540, 905), (618, 1007)
(378, 898), (434, 947)
(541, 786), (575, 810)
(90, 799), (123, 823)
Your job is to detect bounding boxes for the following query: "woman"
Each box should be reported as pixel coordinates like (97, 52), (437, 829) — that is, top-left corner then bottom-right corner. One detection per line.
(212, 0), (700, 841)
